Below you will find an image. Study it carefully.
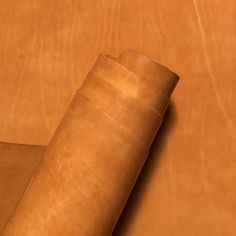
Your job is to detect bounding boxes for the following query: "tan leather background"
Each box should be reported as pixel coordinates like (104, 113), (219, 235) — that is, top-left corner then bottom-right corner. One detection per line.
(0, 0), (235, 235)
(0, 143), (45, 234)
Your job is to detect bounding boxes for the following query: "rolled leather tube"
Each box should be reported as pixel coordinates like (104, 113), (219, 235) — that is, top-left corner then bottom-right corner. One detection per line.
(80, 73), (162, 148)
(3, 52), (178, 236)
(115, 50), (180, 96)
(3, 93), (148, 236)
(91, 54), (169, 116)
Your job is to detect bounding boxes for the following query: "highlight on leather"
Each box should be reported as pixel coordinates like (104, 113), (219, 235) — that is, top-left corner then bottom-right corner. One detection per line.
(91, 54), (170, 115)
(80, 73), (162, 148)
(116, 50), (179, 96)
(2, 51), (179, 236)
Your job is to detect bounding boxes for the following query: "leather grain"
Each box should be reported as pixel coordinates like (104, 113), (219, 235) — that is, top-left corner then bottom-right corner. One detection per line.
(91, 55), (170, 116)
(2, 93), (148, 236)
(0, 143), (45, 234)
(115, 50), (179, 96)
(0, 0), (235, 235)
(2, 54), (177, 235)
(80, 73), (163, 148)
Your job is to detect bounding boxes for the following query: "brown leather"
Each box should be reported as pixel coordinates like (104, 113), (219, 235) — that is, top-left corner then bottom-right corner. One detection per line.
(115, 50), (179, 96)
(91, 54), (170, 116)
(0, 143), (45, 234)
(80, 73), (162, 148)
(3, 93), (147, 236)
(2, 54), (177, 235)
(0, 1), (235, 235)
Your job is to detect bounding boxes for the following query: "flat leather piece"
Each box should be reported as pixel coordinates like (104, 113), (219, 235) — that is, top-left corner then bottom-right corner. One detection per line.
(0, 143), (45, 234)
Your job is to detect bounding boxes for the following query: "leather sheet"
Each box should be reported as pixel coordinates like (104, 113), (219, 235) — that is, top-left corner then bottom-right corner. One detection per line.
(0, 0), (235, 235)
(2, 53), (178, 235)
(0, 143), (45, 234)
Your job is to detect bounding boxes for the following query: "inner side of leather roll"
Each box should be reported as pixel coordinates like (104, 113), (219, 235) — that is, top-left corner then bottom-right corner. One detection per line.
(91, 54), (170, 115)
(80, 73), (163, 148)
(116, 50), (180, 96)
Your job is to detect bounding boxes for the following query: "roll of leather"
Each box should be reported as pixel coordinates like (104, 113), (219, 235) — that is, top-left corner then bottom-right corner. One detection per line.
(92, 54), (170, 115)
(115, 50), (179, 96)
(3, 52), (179, 236)
(80, 73), (162, 148)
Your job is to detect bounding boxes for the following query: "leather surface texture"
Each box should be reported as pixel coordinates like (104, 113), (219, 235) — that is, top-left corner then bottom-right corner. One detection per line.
(0, 0), (235, 235)
(2, 53), (177, 235)
(0, 143), (45, 234)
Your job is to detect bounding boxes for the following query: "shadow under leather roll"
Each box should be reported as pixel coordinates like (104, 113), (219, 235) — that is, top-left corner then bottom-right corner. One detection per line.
(3, 52), (179, 236)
